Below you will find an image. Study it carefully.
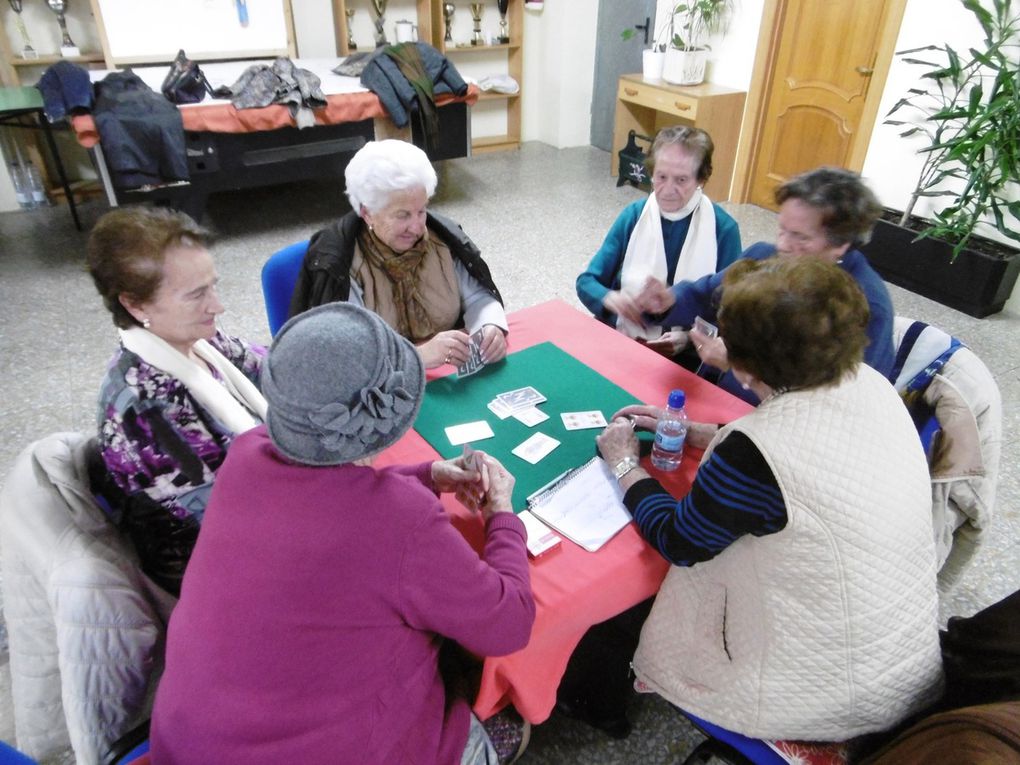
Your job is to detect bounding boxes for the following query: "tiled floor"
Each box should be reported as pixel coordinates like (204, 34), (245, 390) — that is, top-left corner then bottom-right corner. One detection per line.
(0, 143), (1016, 764)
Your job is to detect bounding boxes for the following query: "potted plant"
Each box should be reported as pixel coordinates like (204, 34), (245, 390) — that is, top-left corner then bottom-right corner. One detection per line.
(861, 0), (1020, 317)
(661, 0), (733, 86)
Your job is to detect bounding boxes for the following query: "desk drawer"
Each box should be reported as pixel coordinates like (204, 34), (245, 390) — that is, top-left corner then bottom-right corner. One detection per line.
(618, 80), (698, 120)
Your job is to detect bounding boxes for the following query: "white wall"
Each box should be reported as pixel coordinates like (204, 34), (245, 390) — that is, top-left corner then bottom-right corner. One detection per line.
(861, 0), (984, 215)
(520, 0), (599, 147)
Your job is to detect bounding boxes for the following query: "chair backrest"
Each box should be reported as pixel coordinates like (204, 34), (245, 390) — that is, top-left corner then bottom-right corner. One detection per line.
(261, 240), (309, 337)
(891, 316), (1002, 591)
(0, 433), (172, 764)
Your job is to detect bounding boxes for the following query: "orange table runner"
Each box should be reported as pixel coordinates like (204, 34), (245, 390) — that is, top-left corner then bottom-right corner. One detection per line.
(70, 85), (479, 148)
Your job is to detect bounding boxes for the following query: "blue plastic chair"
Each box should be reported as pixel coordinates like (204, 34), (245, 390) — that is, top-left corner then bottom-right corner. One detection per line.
(261, 240), (310, 336)
(677, 709), (788, 765)
(0, 740), (38, 765)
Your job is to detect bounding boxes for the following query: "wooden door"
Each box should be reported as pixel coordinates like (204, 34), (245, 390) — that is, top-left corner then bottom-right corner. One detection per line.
(747, 0), (905, 209)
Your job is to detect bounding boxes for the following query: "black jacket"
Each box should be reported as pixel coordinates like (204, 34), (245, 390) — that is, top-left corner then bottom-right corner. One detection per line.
(288, 210), (502, 324)
(93, 70), (189, 189)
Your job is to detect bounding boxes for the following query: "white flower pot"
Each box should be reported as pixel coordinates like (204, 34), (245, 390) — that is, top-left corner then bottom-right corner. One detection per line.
(662, 48), (707, 86)
(642, 49), (665, 80)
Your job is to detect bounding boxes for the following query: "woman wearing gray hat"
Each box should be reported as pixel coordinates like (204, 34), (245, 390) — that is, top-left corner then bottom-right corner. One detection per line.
(289, 139), (509, 370)
(151, 303), (535, 765)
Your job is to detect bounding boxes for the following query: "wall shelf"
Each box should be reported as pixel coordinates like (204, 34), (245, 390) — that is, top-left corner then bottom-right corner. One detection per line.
(333, 0), (522, 152)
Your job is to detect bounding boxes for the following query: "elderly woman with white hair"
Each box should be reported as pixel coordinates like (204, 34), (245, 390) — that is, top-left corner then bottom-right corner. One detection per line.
(289, 139), (508, 369)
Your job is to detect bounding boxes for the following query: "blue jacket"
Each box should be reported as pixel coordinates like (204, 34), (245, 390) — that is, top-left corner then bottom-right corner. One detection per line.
(37, 60), (93, 122)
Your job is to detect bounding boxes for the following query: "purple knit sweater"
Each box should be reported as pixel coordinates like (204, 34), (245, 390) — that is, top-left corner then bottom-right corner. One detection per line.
(151, 426), (534, 764)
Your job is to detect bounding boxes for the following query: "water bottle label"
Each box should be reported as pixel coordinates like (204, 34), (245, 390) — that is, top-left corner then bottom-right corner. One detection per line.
(655, 433), (685, 451)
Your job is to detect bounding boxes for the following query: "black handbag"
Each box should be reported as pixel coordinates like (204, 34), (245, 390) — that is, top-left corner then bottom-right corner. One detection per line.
(161, 49), (214, 104)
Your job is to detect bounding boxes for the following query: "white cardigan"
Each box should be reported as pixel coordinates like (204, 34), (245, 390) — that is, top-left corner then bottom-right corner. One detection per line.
(633, 366), (944, 741)
(0, 432), (176, 764)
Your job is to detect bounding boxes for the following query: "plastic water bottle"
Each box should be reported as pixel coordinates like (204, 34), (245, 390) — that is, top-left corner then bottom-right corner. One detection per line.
(9, 162), (34, 209)
(25, 159), (48, 206)
(651, 389), (688, 471)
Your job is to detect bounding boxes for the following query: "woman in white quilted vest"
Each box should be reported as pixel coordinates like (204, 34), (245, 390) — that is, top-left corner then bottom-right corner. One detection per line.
(599, 257), (944, 742)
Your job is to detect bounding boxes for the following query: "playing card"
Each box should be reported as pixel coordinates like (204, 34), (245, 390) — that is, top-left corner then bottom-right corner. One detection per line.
(457, 329), (486, 378)
(487, 398), (513, 420)
(513, 407), (550, 427)
(694, 315), (719, 338)
(496, 386), (547, 413)
(511, 432), (560, 464)
(445, 420), (495, 446)
(560, 410), (608, 430)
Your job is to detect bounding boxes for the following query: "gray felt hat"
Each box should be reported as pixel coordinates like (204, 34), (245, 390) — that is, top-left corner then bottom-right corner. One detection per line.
(261, 303), (425, 466)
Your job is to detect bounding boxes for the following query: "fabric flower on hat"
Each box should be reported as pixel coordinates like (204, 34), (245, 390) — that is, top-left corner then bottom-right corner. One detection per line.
(308, 367), (415, 452)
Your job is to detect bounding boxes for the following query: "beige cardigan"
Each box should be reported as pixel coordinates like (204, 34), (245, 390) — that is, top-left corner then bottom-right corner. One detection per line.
(633, 366), (944, 740)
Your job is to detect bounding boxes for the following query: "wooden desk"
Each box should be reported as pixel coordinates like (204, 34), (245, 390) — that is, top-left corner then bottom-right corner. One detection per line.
(377, 300), (754, 723)
(612, 74), (746, 201)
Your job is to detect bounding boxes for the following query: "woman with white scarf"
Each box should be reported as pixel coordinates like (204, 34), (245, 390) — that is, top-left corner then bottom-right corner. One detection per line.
(87, 207), (268, 595)
(576, 126), (741, 359)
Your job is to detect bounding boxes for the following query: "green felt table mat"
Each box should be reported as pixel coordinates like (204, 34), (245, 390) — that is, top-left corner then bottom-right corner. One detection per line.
(414, 341), (642, 510)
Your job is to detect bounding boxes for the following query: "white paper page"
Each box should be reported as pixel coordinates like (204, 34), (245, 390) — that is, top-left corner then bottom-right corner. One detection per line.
(528, 458), (632, 552)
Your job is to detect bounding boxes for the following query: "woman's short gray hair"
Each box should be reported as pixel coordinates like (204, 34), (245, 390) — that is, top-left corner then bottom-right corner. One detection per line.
(344, 140), (438, 214)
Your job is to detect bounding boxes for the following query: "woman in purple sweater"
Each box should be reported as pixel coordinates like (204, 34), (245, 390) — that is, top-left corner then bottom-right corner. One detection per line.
(151, 303), (535, 765)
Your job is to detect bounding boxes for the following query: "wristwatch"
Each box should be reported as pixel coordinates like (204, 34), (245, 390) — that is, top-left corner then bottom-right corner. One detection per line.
(612, 456), (640, 481)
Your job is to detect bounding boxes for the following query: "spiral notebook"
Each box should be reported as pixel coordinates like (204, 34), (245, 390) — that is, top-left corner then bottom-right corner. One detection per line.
(526, 456), (632, 552)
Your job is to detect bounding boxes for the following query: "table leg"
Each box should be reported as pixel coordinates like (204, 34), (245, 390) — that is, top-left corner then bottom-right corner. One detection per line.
(37, 110), (82, 230)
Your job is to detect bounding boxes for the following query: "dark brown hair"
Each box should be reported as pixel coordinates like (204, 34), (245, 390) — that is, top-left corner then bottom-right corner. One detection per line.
(86, 207), (209, 329)
(719, 257), (870, 391)
(650, 125), (714, 184)
(774, 166), (882, 247)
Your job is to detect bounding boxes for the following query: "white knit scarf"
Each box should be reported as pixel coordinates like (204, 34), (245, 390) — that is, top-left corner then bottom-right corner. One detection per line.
(617, 188), (717, 340)
(119, 327), (268, 434)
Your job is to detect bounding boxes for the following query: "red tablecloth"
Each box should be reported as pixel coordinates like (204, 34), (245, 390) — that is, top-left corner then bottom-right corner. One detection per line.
(377, 300), (754, 723)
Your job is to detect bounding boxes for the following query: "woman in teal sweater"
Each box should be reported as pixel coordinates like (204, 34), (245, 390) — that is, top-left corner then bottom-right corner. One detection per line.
(576, 126), (741, 360)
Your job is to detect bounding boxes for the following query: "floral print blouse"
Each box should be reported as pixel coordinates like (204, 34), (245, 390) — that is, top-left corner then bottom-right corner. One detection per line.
(96, 331), (265, 593)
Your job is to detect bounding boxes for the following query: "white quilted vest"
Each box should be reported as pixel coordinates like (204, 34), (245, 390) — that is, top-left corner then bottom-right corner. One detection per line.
(632, 365), (944, 740)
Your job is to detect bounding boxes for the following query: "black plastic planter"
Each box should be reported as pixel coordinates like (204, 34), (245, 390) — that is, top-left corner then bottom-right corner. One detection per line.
(860, 211), (1020, 318)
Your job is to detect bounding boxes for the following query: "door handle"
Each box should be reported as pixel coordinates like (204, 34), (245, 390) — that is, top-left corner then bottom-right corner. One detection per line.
(634, 16), (650, 46)
(855, 66), (874, 76)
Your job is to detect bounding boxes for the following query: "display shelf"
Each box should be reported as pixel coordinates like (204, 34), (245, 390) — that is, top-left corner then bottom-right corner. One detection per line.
(330, 0), (523, 152)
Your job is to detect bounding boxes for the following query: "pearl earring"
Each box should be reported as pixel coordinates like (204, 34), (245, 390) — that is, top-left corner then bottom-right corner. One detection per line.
(142, 318), (151, 329)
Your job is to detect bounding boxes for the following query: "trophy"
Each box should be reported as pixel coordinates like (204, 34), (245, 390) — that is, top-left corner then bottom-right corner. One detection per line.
(469, 3), (483, 46)
(46, 0), (80, 57)
(370, 0), (388, 47)
(442, 2), (455, 44)
(345, 7), (357, 51)
(496, 0), (509, 44)
(7, 0), (38, 60)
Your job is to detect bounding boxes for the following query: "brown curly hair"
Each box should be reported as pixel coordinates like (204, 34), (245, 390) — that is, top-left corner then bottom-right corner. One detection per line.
(719, 257), (870, 392)
(86, 207), (210, 329)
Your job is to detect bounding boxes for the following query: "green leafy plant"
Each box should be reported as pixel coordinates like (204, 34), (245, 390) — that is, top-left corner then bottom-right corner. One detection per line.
(620, 1), (731, 52)
(669, 0), (733, 52)
(885, 0), (1020, 259)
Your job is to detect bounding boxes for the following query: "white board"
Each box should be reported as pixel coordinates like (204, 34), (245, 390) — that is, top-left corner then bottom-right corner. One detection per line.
(95, 0), (292, 64)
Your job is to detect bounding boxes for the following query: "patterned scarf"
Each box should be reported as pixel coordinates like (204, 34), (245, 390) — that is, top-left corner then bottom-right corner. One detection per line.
(356, 227), (459, 341)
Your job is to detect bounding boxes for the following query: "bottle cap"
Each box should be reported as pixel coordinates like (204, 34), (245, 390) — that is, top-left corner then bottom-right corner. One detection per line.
(668, 389), (686, 408)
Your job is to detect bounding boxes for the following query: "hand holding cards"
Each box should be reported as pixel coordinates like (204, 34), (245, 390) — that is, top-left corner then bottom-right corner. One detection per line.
(457, 329), (486, 378)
